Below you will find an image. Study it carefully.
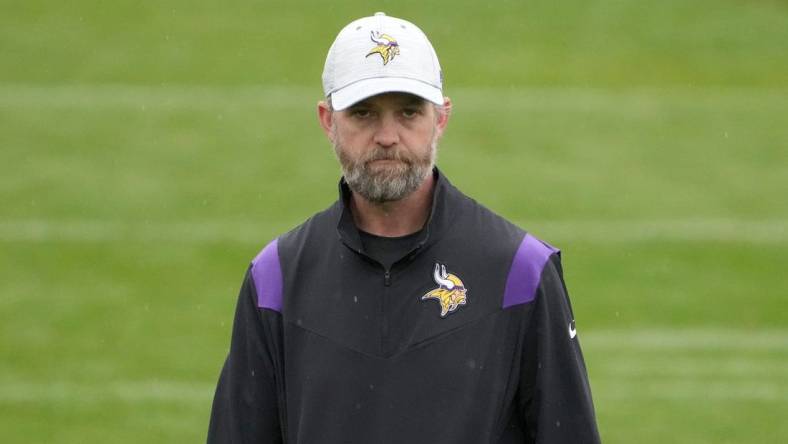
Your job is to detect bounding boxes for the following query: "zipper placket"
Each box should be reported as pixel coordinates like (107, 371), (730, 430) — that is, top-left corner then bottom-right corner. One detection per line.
(380, 243), (424, 355)
(381, 265), (391, 355)
(347, 242), (425, 356)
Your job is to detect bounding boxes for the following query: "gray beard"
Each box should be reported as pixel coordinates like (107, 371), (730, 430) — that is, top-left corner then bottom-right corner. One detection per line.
(333, 137), (437, 203)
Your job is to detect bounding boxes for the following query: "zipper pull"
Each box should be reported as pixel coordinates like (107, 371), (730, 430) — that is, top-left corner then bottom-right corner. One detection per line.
(384, 270), (391, 287)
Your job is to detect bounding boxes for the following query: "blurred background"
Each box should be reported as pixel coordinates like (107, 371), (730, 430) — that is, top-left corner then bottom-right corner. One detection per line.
(1, 0), (786, 442)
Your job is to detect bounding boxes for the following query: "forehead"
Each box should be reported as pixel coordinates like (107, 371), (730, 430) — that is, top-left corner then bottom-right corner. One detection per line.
(348, 92), (426, 108)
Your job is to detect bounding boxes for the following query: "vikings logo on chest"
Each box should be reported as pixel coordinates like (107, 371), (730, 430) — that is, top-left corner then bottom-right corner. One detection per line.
(422, 263), (468, 317)
(366, 30), (400, 65)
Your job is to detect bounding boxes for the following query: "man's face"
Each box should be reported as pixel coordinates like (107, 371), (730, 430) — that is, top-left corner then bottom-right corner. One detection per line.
(319, 92), (449, 203)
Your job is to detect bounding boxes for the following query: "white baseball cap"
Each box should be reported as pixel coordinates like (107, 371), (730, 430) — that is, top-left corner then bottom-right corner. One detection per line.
(322, 12), (443, 111)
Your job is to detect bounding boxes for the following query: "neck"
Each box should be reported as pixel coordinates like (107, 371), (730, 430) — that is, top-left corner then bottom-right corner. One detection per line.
(350, 175), (435, 237)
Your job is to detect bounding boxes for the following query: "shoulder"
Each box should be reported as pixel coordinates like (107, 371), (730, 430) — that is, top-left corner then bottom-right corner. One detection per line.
(442, 181), (561, 307)
(502, 232), (560, 309)
(249, 200), (341, 312)
(461, 196), (562, 309)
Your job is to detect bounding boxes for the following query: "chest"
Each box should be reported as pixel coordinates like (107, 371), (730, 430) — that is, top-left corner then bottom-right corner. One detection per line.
(282, 241), (514, 357)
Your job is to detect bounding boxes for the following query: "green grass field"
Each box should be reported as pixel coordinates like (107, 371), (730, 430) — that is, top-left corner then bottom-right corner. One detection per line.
(2, 0), (787, 442)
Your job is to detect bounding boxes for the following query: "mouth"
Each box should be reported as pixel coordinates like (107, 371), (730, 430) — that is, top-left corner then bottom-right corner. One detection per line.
(367, 158), (406, 168)
(369, 158), (401, 164)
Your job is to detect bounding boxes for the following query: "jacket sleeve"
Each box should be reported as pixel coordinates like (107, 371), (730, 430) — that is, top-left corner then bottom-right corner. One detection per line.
(207, 267), (284, 443)
(519, 253), (601, 443)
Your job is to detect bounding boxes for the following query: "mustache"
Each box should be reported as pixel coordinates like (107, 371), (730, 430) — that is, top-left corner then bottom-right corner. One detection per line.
(361, 148), (411, 165)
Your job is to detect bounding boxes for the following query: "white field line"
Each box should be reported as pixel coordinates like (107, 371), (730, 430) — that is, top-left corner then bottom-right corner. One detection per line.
(0, 329), (786, 404)
(0, 218), (785, 244)
(0, 84), (786, 112)
(596, 357), (788, 378)
(1, 378), (784, 404)
(586, 358), (788, 378)
(595, 380), (788, 402)
(0, 380), (213, 404)
(526, 219), (787, 244)
(582, 329), (788, 351)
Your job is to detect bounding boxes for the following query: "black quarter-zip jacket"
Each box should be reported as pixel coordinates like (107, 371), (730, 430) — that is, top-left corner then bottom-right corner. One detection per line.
(208, 170), (600, 443)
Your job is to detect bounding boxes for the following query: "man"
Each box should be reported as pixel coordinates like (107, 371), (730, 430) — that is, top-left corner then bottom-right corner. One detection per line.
(208, 12), (600, 444)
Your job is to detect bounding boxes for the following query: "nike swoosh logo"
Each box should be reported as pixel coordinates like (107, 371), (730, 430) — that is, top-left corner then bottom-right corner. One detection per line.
(568, 320), (577, 339)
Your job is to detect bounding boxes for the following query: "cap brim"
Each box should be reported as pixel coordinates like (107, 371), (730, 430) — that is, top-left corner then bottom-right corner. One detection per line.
(330, 77), (444, 111)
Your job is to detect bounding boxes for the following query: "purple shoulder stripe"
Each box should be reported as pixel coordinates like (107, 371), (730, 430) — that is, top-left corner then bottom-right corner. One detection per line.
(251, 238), (283, 312)
(502, 233), (559, 309)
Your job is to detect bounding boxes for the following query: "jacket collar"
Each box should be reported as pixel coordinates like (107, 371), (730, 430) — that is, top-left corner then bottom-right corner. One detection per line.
(335, 167), (457, 258)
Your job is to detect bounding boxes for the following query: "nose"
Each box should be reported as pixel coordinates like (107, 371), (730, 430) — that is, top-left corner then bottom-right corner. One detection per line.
(373, 114), (399, 148)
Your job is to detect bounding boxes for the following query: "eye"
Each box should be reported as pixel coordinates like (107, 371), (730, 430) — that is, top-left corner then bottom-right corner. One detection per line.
(402, 107), (421, 118)
(350, 108), (372, 119)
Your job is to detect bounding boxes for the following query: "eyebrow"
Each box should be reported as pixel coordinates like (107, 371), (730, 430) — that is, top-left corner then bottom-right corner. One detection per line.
(399, 95), (427, 106)
(402, 98), (426, 107)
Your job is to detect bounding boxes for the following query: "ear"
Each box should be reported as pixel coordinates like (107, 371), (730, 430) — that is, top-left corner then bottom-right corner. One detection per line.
(317, 100), (335, 141)
(434, 97), (452, 137)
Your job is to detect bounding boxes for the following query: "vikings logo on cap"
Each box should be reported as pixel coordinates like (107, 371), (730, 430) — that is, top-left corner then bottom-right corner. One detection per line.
(366, 30), (400, 65)
(422, 263), (468, 317)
